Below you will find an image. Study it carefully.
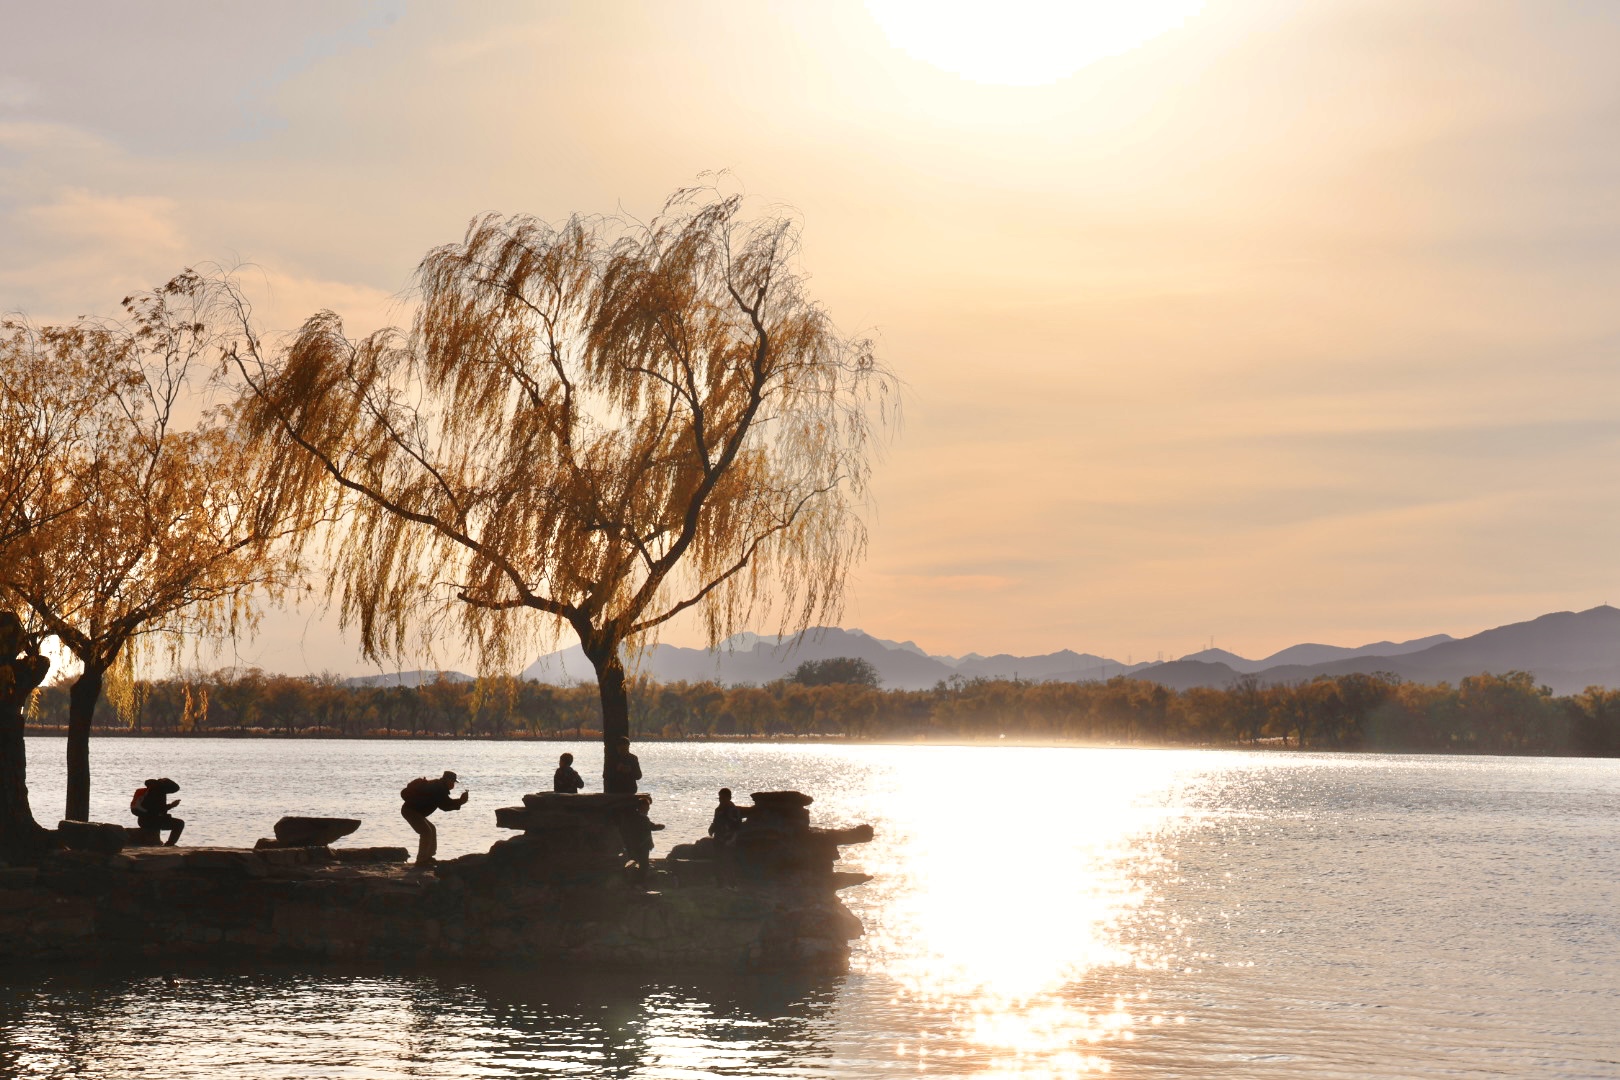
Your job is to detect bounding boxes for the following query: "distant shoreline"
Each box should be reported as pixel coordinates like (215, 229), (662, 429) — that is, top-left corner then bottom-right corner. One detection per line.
(14, 725), (1290, 750)
(21, 727), (1611, 757)
(19, 726), (1127, 746)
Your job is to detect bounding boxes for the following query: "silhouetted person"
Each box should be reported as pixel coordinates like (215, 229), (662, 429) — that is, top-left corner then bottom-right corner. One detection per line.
(399, 770), (468, 867)
(132, 777), (184, 846)
(618, 793), (663, 882)
(708, 787), (744, 847)
(553, 752), (585, 793)
(708, 786), (745, 886)
(607, 736), (642, 793)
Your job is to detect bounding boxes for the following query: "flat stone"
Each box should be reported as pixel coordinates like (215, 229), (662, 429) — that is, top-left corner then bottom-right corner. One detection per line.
(181, 849), (269, 877)
(521, 792), (641, 811)
(750, 791), (814, 808)
(494, 805), (534, 830)
(121, 849), (185, 873)
(330, 846), (409, 864)
(56, 820), (126, 854)
(273, 816), (362, 846)
(257, 846), (332, 867)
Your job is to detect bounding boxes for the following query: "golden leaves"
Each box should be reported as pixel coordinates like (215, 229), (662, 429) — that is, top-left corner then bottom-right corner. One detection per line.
(0, 283), (303, 712)
(229, 186), (898, 678)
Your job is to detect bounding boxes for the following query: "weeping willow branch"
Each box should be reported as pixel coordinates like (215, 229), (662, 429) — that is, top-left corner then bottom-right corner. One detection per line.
(222, 183), (899, 785)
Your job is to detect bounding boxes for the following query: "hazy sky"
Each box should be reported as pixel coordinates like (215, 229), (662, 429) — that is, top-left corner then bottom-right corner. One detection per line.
(4, 0), (1619, 674)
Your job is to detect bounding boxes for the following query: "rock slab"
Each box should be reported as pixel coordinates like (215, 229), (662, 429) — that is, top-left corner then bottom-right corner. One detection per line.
(56, 821), (126, 855)
(272, 817), (362, 847)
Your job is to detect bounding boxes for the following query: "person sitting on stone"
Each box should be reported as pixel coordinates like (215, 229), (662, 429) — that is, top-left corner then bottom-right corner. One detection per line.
(708, 787), (745, 847)
(132, 777), (184, 846)
(607, 735), (642, 793)
(618, 793), (664, 882)
(553, 752), (585, 794)
(399, 770), (469, 868)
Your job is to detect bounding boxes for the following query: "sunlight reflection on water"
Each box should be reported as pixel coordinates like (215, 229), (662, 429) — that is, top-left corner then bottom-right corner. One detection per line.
(6, 741), (1620, 1078)
(845, 747), (1204, 1075)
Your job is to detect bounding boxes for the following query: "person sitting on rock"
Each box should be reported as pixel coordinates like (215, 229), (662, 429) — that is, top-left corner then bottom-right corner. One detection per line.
(708, 787), (745, 847)
(553, 752), (585, 793)
(399, 770), (469, 868)
(619, 793), (664, 882)
(132, 777), (184, 846)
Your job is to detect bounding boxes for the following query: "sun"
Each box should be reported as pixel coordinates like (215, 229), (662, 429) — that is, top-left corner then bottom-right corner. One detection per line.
(865, 0), (1205, 87)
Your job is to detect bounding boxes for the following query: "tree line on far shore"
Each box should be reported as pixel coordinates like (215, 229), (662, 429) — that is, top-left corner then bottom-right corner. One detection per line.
(26, 665), (1620, 757)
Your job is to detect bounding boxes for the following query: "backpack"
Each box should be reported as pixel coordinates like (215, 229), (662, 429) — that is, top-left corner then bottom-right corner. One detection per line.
(129, 787), (149, 817)
(400, 777), (434, 803)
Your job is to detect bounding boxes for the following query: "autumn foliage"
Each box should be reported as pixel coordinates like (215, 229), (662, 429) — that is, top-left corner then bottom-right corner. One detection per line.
(225, 188), (896, 789)
(27, 668), (1620, 757)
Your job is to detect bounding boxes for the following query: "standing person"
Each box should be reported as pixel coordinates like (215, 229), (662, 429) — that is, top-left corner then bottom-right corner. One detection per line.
(553, 752), (585, 793)
(607, 736), (642, 793)
(132, 777), (184, 846)
(399, 770), (469, 868)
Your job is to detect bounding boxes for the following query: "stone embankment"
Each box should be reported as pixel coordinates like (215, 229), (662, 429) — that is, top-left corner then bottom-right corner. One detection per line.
(0, 793), (872, 972)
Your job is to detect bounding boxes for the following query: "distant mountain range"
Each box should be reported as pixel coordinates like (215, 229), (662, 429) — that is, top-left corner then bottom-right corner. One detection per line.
(1138, 606), (1620, 695)
(350, 606), (1620, 696)
(343, 670), (475, 688)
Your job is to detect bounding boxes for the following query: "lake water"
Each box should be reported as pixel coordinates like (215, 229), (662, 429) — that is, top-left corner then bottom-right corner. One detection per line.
(4, 739), (1619, 1078)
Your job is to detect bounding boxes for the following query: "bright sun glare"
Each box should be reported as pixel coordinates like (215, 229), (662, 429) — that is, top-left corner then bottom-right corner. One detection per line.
(865, 0), (1205, 86)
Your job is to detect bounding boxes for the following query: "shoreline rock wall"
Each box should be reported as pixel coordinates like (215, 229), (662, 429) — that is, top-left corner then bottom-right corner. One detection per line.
(0, 794), (872, 973)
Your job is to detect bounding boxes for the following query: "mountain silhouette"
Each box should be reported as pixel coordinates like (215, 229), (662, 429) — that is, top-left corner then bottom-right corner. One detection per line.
(343, 669), (475, 688)
(515, 606), (1620, 694)
(1254, 634), (1453, 669)
(1135, 607), (1620, 695)
(521, 627), (959, 690)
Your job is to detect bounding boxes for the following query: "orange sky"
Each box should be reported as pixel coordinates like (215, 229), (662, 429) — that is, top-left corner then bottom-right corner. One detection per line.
(4, 1), (1619, 673)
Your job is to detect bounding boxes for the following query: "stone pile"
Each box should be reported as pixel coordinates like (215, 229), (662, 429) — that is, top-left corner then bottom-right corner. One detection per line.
(665, 791), (874, 888)
(466, 792), (645, 886)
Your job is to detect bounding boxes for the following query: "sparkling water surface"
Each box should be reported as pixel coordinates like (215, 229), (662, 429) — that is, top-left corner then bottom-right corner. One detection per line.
(4, 739), (1619, 1078)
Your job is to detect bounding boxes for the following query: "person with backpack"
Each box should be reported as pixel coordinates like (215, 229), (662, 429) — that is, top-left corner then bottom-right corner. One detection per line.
(131, 778), (184, 846)
(399, 770), (469, 867)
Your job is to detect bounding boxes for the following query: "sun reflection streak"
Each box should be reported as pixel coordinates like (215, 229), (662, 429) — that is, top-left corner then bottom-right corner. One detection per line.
(853, 747), (1210, 1073)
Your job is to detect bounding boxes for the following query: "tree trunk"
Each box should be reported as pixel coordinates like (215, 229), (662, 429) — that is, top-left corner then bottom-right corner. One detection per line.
(0, 630), (51, 864)
(590, 648), (634, 792)
(64, 665), (105, 822)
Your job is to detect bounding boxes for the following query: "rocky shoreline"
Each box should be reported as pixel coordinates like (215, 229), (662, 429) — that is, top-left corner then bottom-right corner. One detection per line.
(0, 792), (873, 973)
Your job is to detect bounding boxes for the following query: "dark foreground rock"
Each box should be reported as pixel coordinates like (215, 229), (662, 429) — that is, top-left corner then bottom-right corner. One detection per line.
(56, 820), (128, 855)
(0, 796), (873, 973)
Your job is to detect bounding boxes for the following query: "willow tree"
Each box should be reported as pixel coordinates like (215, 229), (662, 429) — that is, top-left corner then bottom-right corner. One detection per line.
(228, 188), (896, 790)
(0, 333), (101, 856)
(0, 275), (302, 821)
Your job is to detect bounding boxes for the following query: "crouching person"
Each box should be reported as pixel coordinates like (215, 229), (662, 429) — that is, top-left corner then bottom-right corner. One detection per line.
(399, 770), (469, 868)
(618, 793), (665, 883)
(132, 778), (184, 846)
